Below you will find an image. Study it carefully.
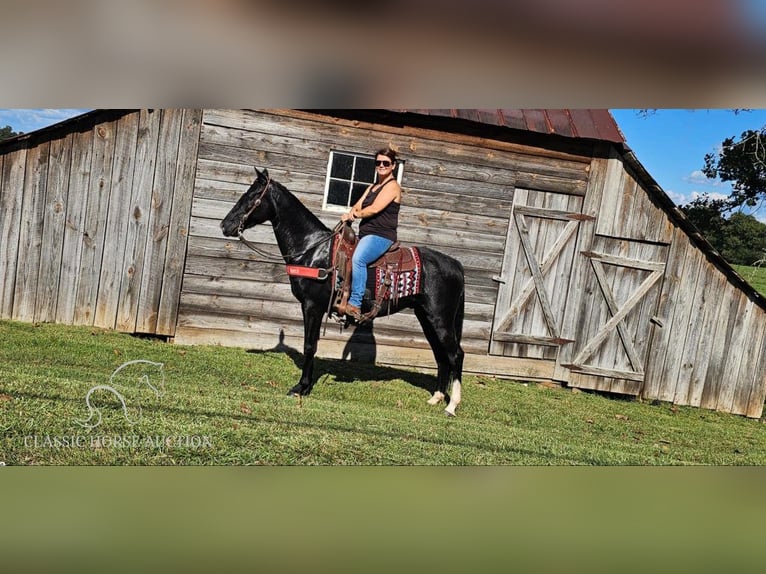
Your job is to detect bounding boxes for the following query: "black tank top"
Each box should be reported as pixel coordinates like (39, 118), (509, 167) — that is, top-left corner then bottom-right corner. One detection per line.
(359, 179), (400, 242)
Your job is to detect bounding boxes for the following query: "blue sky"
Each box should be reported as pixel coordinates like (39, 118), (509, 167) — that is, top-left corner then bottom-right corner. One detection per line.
(610, 109), (766, 219)
(0, 109), (91, 134)
(3, 108), (766, 218)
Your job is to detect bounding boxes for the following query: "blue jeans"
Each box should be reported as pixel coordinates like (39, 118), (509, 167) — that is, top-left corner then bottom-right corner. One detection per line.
(349, 234), (393, 307)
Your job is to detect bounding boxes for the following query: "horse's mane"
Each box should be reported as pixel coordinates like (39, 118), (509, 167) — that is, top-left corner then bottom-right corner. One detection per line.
(271, 178), (331, 237)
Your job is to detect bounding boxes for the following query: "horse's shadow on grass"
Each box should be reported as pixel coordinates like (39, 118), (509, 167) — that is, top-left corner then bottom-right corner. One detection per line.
(246, 328), (437, 394)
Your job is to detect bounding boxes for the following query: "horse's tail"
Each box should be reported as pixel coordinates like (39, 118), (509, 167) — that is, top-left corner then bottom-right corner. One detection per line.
(455, 281), (465, 347)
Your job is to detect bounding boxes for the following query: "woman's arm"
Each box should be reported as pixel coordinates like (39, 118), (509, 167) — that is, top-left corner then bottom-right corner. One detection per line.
(353, 183), (400, 218)
(341, 185), (372, 222)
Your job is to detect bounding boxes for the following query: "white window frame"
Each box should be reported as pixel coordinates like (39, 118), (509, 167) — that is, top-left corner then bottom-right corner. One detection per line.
(322, 150), (404, 213)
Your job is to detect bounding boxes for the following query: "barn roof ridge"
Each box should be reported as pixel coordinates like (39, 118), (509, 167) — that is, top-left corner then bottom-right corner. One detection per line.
(390, 109), (626, 144)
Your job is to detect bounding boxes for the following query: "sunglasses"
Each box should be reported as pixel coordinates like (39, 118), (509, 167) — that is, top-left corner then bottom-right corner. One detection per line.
(375, 160), (392, 167)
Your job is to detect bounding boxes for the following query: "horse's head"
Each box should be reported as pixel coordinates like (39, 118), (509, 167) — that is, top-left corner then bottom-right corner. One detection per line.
(220, 168), (275, 237)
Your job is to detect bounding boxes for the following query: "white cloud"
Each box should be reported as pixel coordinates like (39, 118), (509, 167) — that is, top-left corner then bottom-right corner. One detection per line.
(665, 190), (692, 206)
(665, 189), (732, 207)
(683, 170), (723, 187)
(691, 191), (730, 202)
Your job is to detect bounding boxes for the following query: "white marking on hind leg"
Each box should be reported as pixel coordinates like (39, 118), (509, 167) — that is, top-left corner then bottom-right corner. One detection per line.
(427, 391), (445, 405)
(444, 379), (462, 417)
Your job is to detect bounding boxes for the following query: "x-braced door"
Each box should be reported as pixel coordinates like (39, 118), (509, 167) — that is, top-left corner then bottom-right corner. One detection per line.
(491, 189), (590, 360)
(557, 237), (667, 395)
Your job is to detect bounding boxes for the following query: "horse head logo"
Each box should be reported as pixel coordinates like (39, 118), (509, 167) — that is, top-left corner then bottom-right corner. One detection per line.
(75, 360), (165, 430)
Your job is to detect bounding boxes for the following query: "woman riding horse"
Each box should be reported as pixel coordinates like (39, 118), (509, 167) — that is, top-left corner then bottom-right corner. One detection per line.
(338, 147), (401, 321)
(220, 165), (465, 416)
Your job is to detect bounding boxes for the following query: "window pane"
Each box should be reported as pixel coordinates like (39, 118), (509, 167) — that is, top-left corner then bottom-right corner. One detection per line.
(350, 182), (368, 205)
(331, 153), (354, 179)
(355, 157), (376, 183)
(327, 179), (351, 206)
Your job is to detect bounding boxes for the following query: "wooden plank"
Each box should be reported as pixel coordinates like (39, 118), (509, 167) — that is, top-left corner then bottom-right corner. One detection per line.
(12, 141), (50, 322)
(700, 283), (742, 410)
(513, 204), (592, 221)
(513, 212), (560, 339)
(569, 371), (642, 395)
(731, 308), (766, 416)
(678, 267), (728, 407)
(717, 296), (755, 413)
(135, 109), (184, 333)
(647, 231), (700, 402)
(35, 134), (73, 323)
(594, 147), (624, 237)
(74, 119), (117, 324)
(641, 182), (675, 244)
(116, 109), (162, 332)
(0, 147), (27, 318)
(580, 250), (665, 272)
(563, 364), (644, 383)
(56, 128), (94, 324)
(156, 109), (202, 335)
(492, 333), (570, 346)
(745, 323), (766, 418)
(489, 188), (523, 356)
(620, 241), (666, 396)
(94, 112), (139, 329)
(182, 273), (296, 301)
(554, 144), (609, 382)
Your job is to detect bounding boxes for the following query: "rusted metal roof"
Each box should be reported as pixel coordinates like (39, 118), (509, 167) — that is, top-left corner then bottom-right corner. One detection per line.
(395, 109), (625, 143)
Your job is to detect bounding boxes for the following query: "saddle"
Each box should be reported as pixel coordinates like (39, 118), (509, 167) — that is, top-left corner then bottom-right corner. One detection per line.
(331, 222), (421, 323)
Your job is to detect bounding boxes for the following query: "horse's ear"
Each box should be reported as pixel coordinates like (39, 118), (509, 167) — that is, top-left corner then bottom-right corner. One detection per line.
(253, 166), (261, 177)
(262, 168), (269, 179)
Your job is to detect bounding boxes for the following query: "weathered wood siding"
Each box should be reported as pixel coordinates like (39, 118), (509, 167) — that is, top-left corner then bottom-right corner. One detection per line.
(566, 146), (766, 417)
(0, 109), (201, 335)
(174, 109), (594, 380)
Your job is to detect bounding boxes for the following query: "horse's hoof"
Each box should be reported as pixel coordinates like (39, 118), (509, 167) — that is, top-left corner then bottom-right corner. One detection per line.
(444, 406), (457, 417)
(427, 391), (445, 405)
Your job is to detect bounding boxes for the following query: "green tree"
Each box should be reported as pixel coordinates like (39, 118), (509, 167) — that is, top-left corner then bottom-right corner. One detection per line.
(0, 125), (21, 141)
(681, 196), (766, 265)
(702, 128), (766, 211)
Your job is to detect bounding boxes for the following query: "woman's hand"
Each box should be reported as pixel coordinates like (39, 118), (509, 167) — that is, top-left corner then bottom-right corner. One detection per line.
(341, 210), (355, 222)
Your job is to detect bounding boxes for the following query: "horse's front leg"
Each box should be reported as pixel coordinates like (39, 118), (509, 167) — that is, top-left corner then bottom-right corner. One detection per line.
(288, 301), (324, 397)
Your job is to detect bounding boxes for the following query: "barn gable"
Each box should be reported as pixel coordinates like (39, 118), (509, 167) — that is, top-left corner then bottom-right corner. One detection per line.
(2, 108), (765, 418)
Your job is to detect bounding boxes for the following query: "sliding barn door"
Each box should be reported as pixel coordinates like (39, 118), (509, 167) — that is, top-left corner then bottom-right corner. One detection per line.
(490, 189), (589, 360)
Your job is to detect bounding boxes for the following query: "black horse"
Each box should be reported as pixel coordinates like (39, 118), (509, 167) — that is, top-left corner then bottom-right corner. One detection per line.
(220, 168), (465, 416)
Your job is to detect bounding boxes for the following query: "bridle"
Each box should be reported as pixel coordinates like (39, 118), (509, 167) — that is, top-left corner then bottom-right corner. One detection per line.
(236, 174), (272, 236)
(234, 175), (336, 269)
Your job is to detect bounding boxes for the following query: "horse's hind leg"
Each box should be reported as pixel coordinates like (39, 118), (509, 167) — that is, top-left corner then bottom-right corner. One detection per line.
(414, 306), (464, 415)
(426, 362), (449, 405)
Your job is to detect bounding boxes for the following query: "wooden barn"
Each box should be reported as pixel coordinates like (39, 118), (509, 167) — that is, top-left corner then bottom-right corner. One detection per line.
(2, 108), (766, 418)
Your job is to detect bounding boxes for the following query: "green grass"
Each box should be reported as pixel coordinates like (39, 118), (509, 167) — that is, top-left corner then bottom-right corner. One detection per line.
(1, 319), (766, 465)
(733, 264), (766, 296)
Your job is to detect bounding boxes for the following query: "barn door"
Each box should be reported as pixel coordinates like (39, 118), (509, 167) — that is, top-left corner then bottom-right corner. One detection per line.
(490, 189), (589, 360)
(557, 237), (668, 395)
